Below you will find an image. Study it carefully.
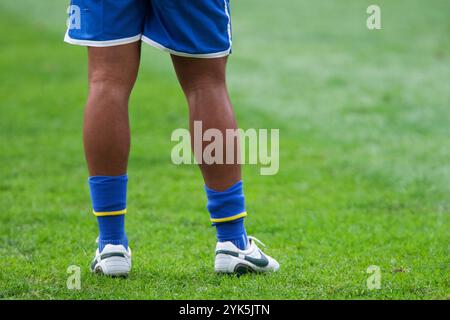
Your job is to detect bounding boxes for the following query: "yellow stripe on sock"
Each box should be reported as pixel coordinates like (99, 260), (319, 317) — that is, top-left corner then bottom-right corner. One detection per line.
(93, 209), (127, 216)
(210, 212), (247, 223)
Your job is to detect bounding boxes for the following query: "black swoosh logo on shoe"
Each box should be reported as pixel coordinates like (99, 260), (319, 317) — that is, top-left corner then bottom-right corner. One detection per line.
(244, 251), (269, 267)
(216, 250), (269, 268)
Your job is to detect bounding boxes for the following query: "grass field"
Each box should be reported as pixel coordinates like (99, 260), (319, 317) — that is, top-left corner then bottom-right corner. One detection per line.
(0, 0), (449, 299)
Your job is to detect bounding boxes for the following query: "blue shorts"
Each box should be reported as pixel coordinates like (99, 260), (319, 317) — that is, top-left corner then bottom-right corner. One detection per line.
(64, 0), (232, 58)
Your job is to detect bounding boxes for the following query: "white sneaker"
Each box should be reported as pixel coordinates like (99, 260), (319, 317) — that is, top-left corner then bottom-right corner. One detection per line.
(214, 236), (280, 274)
(90, 244), (132, 277)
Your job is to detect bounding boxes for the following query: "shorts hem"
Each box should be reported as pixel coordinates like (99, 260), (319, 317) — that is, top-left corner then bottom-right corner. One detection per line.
(141, 35), (231, 58)
(64, 32), (142, 47)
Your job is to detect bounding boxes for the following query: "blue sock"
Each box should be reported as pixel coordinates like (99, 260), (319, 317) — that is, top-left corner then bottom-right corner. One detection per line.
(205, 181), (248, 250)
(215, 218), (248, 250)
(89, 175), (128, 252)
(96, 215), (127, 251)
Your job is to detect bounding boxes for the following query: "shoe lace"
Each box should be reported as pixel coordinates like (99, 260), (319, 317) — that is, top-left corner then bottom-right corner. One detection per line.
(248, 236), (266, 248)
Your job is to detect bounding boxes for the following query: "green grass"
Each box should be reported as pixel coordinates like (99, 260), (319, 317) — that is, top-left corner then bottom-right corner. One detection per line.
(0, 0), (449, 299)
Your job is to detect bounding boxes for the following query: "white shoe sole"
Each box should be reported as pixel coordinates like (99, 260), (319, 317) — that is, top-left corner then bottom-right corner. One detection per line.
(92, 256), (131, 277)
(215, 253), (278, 275)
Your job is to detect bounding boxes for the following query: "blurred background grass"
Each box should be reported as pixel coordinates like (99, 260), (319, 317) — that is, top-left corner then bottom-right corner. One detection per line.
(0, 0), (449, 299)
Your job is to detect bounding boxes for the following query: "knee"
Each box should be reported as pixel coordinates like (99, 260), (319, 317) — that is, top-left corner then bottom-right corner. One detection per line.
(88, 73), (133, 103)
(182, 75), (228, 101)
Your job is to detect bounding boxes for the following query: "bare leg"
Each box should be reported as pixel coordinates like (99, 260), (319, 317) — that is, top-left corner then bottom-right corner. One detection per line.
(171, 56), (240, 191)
(84, 42), (141, 176)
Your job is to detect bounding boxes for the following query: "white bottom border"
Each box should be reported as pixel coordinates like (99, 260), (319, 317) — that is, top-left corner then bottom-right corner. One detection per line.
(141, 36), (231, 58)
(64, 31), (142, 47)
(64, 32), (231, 58)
